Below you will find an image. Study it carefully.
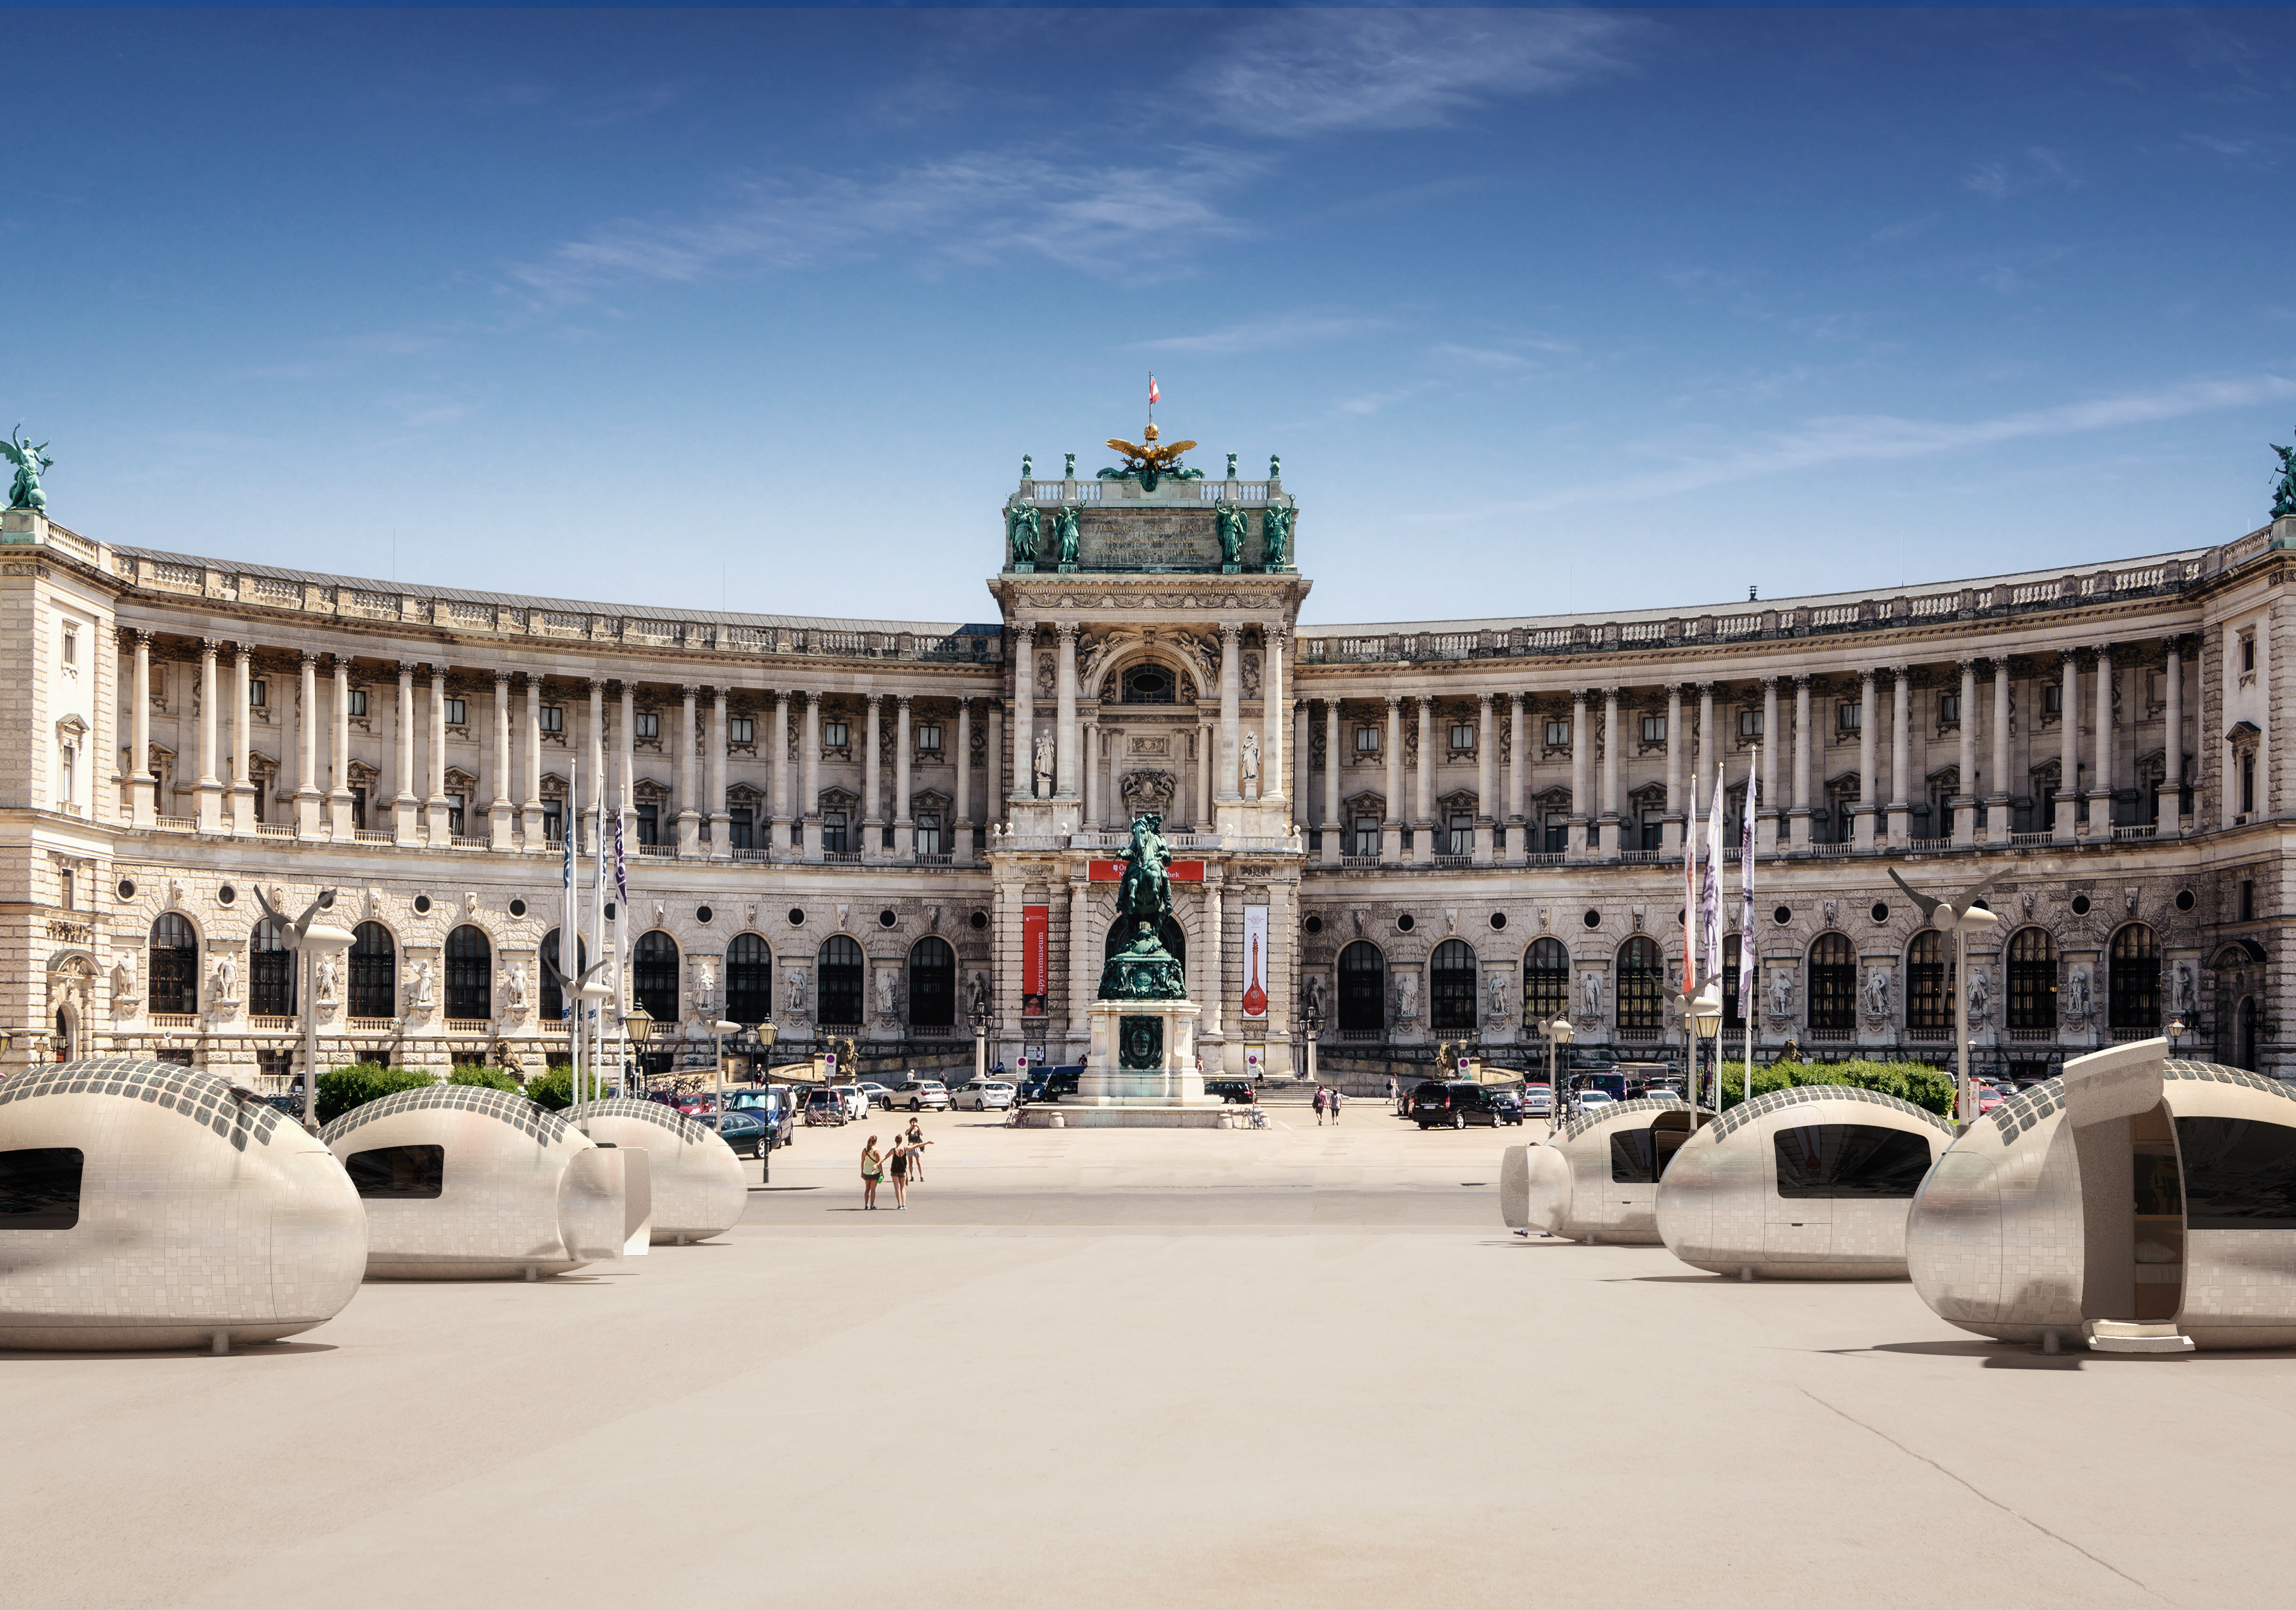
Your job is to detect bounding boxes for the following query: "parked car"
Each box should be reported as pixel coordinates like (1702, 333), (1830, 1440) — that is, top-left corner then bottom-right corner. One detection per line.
(892, 1078), (951, 1111)
(699, 1109), (772, 1158)
(953, 1081), (1014, 1111)
(1519, 1083), (1553, 1116)
(853, 1082), (895, 1111)
(802, 1087), (846, 1125)
(830, 1084), (870, 1122)
(1408, 1081), (1518, 1129)
(1203, 1078), (1256, 1105)
(1575, 1090), (1616, 1110)
(1019, 1066), (1082, 1104)
(1977, 1086), (2008, 1115)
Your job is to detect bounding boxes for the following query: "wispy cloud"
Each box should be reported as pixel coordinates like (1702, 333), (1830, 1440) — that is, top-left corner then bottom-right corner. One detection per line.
(1963, 146), (2073, 201)
(1871, 212), (1941, 244)
(1483, 375), (2296, 515)
(505, 147), (1257, 306)
(1196, 10), (1645, 138)
(1136, 309), (1387, 355)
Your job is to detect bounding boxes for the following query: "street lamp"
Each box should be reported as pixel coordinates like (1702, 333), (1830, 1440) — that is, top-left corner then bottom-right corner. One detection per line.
(1541, 1014), (1575, 1132)
(1301, 991), (1324, 1092)
(2168, 1017), (2187, 1054)
(710, 1018), (741, 1134)
(622, 1004), (655, 1099)
(252, 885), (345, 1134)
(969, 992), (991, 1087)
(1671, 971), (1722, 1110)
(1890, 870), (2004, 1130)
(1690, 980), (1724, 1109)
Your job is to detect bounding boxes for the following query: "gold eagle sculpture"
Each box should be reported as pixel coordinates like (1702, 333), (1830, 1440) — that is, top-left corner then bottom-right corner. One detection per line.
(1100, 421), (1202, 491)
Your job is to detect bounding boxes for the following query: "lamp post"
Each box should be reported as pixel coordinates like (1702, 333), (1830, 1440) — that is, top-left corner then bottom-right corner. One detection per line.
(252, 885), (345, 1134)
(969, 994), (990, 1086)
(2168, 1017), (2186, 1055)
(1690, 981), (1724, 1109)
(1542, 1014), (1575, 1132)
(1301, 992), (1324, 1092)
(621, 1004), (655, 1099)
(1671, 971), (1722, 1111)
(710, 1018), (741, 1132)
(1889, 870), (2004, 1129)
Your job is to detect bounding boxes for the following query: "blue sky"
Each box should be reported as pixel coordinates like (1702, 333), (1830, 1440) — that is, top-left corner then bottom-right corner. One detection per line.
(10, 7), (2296, 624)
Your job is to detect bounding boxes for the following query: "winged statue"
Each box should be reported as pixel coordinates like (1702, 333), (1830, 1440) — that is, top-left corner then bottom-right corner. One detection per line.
(2, 426), (54, 513)
(1099, 423), (1202, 493)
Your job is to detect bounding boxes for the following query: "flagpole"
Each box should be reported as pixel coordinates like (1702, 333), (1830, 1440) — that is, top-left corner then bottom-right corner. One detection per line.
(591, 781), (608, 1104)
(563, 754), (579, 1107)
(1742, 746), (1760, 1105)
(613, 802), (629, 1098)
(1683, 779), (1697, 1104)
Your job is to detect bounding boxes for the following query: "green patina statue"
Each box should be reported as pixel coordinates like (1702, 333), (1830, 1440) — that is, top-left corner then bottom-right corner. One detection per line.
(3, 427), (54, 514)
(1099, 813), (1186, 1003)
(1214, 499), (1247, 567)
(1006, 501), (1042, 566)
(2273, 436), (2296, 521)
(1260, 502), (1293, 570)
(1055, 504), (1081, 567)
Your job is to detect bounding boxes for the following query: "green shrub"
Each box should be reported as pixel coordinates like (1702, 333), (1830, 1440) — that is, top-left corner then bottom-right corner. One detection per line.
(1709, 1057), (1956, 1116)
(315, 1063), (439, 1125)
(524, 1064), (597, 1111)
(447, 1065), (527, 1095)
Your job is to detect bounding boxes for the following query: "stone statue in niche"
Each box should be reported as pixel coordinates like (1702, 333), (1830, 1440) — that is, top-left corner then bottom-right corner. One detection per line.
(1240, 731), (1261, 796)
(412, 959), (435, 1011)
(2066, 966), (2092, 1019)
(785, 967), (809, 1015)
(502, 962), (530, 1012)
(1862, 969), (1891, 1019)
(696, 959), (717, 1008)
(316, 956), (339, 1009)
(1580, 970), (1604, 1021)
(1769, 968), (1794, 1019)
(1301, 973), (1324, 1019)
(970, 971), (990, 1018)
(1396, 970), (1419, 1022)
(875, 968), (897, 1018)
(1033, 731), (1056, 799)
(1487, 971), (1510, 1022)
(212, 953), (239, 1005)
(111, 957), (137, 1007)
(1966, 966), (1992, 1020)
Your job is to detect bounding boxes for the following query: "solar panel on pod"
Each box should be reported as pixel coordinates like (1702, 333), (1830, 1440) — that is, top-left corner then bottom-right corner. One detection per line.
(1656, 1085), (1954, 1280)
(562, 1099), (745, 1244)
(0, 1057), (366, 1351)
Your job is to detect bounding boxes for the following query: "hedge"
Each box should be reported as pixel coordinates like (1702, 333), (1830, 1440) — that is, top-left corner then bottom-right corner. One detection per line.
(522, 1065), (591, 1111)
(1707, 1057), (1956, 1116)
(314, 1063), (441, 1125)
(447, 1065), (526, 1095)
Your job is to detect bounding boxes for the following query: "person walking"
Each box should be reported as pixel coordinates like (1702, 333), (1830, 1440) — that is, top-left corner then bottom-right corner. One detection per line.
(861, 1136), (883, 1209)
(903, 1117), (930, 1183)
(887, 1132), (912, 1209)
(1331, 1087), (1344, 1125)
(1313, 1085), (1328, 1126)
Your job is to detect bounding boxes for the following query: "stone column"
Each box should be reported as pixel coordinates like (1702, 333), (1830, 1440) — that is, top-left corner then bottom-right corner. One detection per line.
(490, 671), (514, 849)
(586, 677), (605, 855)
(1954, 659), (1978, 847)
(1696, 682), (1716, 826)
(772, 690), (793, 850)
(1217, 624), (1242, 802)
(1888, 667), (1911, 844)
(1082, 719), (1099, 826)
(2091, 641), (2115, 833)
(1855, 668), (1877, 850)
(128, 630), (156, 827)
(618, 680), (636, 851)
(803, 692), (822, 860)
(193, 639), (223, 832)
(1066, 875), (1093, 1051)
(1507, 692), (1527, 861)
(329, 655), (353, 838)
(1987, 657), (2011, 840)
(1011, 624), (1036, 801)
(708, 686), (729, 859)
(1600, 686), (1622, 859)
(895, 695), (915, 862)
(1568, 689), (1591, 862)
(1662, 683), (1684, 855)
(425, 665), (449, 841)
(1383, 695), (1404, 861)
(230, 644), (256, 834)
(2165, 637), (2185, 827)
(862, 693), (884, 860)
(1789, 675), (1813, 850)
(521, 674), (543, 843)
(1414, 695), (1434, 862)
(2055, 650), (2080, 841)
(954, 696), (974, 860)
(1055, 624), (1081, 800)
(1202, 877), (1226, 1045)
(293, 652), (321, 838)
(1475, 690), (1496, 865)
(1324, 699), (1342, 864)
(392, 660), (417, 843)
(983, 700), (1002, 850)
(675, 684), (701, 856)
(1197, 721), (1212, 827)
(1261, 626), (1286, 807)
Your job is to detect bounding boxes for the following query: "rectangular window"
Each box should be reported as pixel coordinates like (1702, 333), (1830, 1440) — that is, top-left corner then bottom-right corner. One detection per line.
(1838, 703), (1861, 732)
(2043, 684), (2061, 716)
(1640, 716), (1665, 744)
(539, 704), (563, 734)
(916, 813), (944, 856)
(59, 745), (74, 808)
(1939, 694), (1962, 724)
(824, 721), (850, 749)
(60, 627), (76, 666)
(1450, 723), (1476, 751)
(1739, 710), (1763, 737)
(1546, 719), (1570, 747)
(1544, 820), (1568, 853)
(541, 799), (562, 843)
(248, 678), (266, 708)
(1355, 726), (1380, 754)
(351, 787), (367, 830)
(349, 689), (369, 718)
(446, 793), (465, 835)
(443, 698), (465, 727)
(2242, 631), (2258, 674)
(1349, 813), (1380, 856)
(58, 868), (73, 911)
(823, 811), (849, 854)
(2242, 754), (2256, 816)
(636, 803), (659, 845)
(729, 716), (755, 746)
(1447, 811), (1473, 855)
(2241, 880), (2256, 923)
(635, 711), (660, 740)
(729, 808), (754, 849)
(916, 724), (942, 753)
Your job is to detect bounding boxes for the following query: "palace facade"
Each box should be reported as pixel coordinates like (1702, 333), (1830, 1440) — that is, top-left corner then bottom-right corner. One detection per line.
(5, 442), (2293, 1089)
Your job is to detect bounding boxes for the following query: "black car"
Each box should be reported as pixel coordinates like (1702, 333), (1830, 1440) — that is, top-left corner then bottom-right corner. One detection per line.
(1203, 1078), (1256, 1105)
(1018, 1065), (1082, 1104)
(700, 1109), (773, 1158)
(1408, 1081), (1521, 1129)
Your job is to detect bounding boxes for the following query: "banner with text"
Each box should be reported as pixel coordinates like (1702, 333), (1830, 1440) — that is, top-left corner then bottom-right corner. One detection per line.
(1022, 903), (1048, 1017)
(1242, 904), (1269, 1020)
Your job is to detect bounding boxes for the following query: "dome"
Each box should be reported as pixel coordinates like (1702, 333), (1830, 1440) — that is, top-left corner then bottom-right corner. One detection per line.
(0, 1057), (366, 1351)
(562, 1099), (746, 1244)
(1910, 1046), (2296, 1351)
(1503, 1097), (1694, 1244)
(322, 1083), (651, 1280)
(1657, 1085), (1954, 1280)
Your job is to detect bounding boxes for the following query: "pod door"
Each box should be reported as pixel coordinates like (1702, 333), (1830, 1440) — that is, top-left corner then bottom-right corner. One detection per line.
(2075, 1101), (2185, 1325)
(1606, 1112), (1708, 1236)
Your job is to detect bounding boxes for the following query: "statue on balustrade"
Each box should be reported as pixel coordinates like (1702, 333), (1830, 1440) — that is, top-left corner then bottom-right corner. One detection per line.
(1006, 502), (1041, 567)
(2, 427), (53, 513)
(1260, 503), (1293, 570)
(2273, 437), (2296, 521)
(1054, 505), (1081, 568)
(1214, 499), (1246, 567)
(1099, 814), (1186, 1003)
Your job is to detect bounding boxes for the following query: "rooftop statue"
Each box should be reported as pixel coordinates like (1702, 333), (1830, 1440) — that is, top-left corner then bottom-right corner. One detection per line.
(1055, 503), (1080, 567)
(1214, 498), (1246, 566)
(2273, 435), (2296, 521)
(1260, 502), (1293, 570)
(1100, 420), (1202, 493)
(1099, 813), (1186, 1001)
(2, 426), (53, 513)
(1006, 500), (1042, 566)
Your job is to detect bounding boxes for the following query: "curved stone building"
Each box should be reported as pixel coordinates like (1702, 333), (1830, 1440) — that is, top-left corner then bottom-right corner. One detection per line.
(561, 1097), (746, 1244)
(0, 1055), (366, 1350)
(2, 438), (2292, 1090)
(1656, 1085), (1955, 1280)
(1510, 1096), (1696, 1244)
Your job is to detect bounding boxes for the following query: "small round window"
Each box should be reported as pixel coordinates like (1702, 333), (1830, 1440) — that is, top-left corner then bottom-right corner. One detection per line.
(1304, 915), (1324, 935)
(1773, 905), (1793, 925)
(788, 908), (806, 926)
(879, 909), (898, 928)
(1490, 912), (1507, 930)
(969, 909), (988, 930)
(2175, 888), (2197, 913)
(117, 879), (136, 901)
(508, 899), (527, 918)
(1582, 909), (1602, 930)
(696, 905), (714, 924)
(1396, 914), (1416, 933)
(2070, 894), (2092, 917)
(413, 894), (432, 915)
(217, 884), (236, 906)
(1870, 902), (1889, 924)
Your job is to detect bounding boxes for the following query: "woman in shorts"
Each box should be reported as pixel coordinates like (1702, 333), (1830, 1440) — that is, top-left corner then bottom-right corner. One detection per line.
(860, 1137), (883, 1209)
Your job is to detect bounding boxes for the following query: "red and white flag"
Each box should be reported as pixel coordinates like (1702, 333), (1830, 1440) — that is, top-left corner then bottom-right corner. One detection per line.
(1148, 373), (1160, 406)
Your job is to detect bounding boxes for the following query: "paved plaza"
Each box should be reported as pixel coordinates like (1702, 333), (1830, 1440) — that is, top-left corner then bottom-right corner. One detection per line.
(8, 1100), (2296, 1609)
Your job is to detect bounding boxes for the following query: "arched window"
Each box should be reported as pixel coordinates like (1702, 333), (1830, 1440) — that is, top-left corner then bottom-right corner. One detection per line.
(633, 930), (680, 1024)
(1337, 941), (1384, 1035)
(1808, 933), (1856, 1033)
(539, 928), (588, 1022)
(910, 936), (956, 1027)
(349, 921), (396, 1019)
(1616, 936), (1663, 1039)
(1523, 938), (1569, 1028)
(149, 912), (199, 1015)
(1906, 930), (1953, 1037)
(2110, 923), (2159, 1032)
(817, 935), (864, 1026)
(249, 917), (294, 1018)
(2007, 927), (2057, 1035)
(1429, 939), (1478, 1031)
(726, 933), (773, 1025)
(444, 925), (491, 1020)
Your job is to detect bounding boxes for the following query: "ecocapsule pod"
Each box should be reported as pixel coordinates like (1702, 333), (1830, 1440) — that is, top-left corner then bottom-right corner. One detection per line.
(0, 1057), (366, 1351)
(321, 1084), (652, 1280)
(1504, 1097), (1696, 1244)
(561, 1098), (746, 1244)
(1656, 1086), (1955, 1280)
(1910, 1041), (2296, 1353)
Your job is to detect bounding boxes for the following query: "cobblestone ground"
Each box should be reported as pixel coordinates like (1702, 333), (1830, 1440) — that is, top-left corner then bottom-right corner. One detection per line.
(5, 1095), (2293, 1609)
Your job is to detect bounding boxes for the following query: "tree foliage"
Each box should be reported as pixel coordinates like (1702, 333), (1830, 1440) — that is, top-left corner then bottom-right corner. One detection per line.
(315, 1063), (440, 1125)
(1711, 1058), (1956, 1116)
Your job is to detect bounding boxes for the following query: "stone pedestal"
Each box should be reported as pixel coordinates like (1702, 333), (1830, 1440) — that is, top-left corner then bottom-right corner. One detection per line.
(1075, 1000), (1205, 1105)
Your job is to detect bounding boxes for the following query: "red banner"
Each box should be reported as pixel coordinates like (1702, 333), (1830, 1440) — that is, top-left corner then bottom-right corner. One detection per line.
(1022, 903), (1048, 1016)
(1088, 859), (1204, 883)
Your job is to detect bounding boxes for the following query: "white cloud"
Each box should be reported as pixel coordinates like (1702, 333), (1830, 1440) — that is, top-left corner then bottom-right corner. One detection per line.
(1963, 146), (2074, 201)
(1135, 310), (1387, 355)
(1197, 10), (1645, 138)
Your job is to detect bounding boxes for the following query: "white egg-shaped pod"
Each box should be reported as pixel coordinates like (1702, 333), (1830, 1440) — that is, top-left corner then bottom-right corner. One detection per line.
(563, 1099), (743, 1244)
(321, 1084), (621, 1280)
(1910, 1055), (2296, 1350)
(0, 1057), (367, 1351)
(1657, 1085), (1954, 1280)
(1520, 1098), (1692, 1244)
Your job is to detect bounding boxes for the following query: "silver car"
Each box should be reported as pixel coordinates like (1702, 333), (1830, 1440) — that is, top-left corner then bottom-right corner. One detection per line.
(952, 1081), (1014, 1111)
(892, 1078), (951, 1111)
